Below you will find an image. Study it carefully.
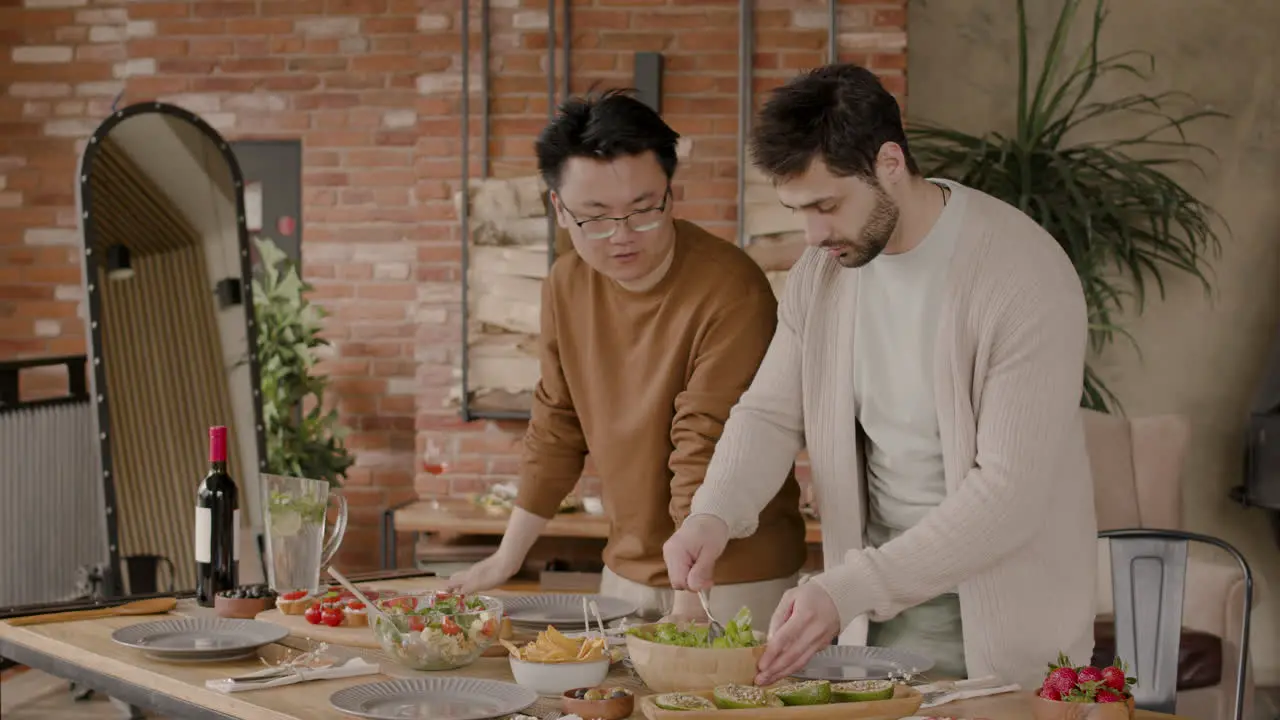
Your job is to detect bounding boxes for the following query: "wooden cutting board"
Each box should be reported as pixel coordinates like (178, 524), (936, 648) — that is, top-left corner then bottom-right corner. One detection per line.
(255, 607), (382, 649)
(255, 607), (522, 656)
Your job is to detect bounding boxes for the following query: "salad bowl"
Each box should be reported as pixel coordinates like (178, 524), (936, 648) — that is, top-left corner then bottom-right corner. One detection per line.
(372, 592), (504, 671)
(624, 609), (766, 693)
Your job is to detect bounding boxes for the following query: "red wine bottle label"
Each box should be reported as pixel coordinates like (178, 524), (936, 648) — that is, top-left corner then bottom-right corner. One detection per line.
(209, 425), (228, 463)
(195, 506), (211, 564)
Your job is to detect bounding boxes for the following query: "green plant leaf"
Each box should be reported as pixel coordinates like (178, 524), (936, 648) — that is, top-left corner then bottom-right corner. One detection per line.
(251, 235), (353, 487)
(908, 0), (1226, 414)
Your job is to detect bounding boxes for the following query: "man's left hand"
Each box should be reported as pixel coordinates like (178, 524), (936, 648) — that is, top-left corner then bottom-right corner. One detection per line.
(755, 582), (842, 686)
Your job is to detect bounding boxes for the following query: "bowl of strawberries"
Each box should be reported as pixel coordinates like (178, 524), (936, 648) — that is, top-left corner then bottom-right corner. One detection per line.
(1032, 652), (1138, 720)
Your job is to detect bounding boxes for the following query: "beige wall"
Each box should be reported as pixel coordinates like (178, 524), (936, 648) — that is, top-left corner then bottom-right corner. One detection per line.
(907, 0), (1280, 684)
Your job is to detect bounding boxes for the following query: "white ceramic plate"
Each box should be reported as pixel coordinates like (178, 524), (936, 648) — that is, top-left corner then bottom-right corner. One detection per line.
(330, 677), (537, 720)
(111, 618), (288, 660)
(502, 594), (636, 628)
(791, 645), (935, 681)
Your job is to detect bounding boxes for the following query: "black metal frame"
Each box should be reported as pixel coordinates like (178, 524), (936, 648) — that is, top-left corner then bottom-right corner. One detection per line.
(380, 497), (420, 569)
(457, 0), (570, 422)
(76, 101), (268, 597)
(0, 355), (88, 415)
(1099, 528), (1254, 720)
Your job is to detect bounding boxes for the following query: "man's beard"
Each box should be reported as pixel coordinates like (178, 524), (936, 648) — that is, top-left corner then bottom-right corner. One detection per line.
(823, 183), (899, 269)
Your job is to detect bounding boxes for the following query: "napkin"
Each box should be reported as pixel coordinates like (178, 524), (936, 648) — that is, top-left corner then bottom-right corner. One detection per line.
(205, 657), (379, 693)
(916, 675), (1021, 709)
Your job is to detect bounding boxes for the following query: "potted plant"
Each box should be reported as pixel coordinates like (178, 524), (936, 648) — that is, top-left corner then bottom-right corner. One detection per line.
(907, 0), (1226, 411)
(250, 236), (354, 487)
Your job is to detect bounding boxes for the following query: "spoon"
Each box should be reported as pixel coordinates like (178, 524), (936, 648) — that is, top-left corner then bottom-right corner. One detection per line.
(7, 597), (177, 627)
(697, 590), (725, 645)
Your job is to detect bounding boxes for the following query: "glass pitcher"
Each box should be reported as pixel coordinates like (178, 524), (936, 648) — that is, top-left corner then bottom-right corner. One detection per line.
(262, 474), (348, 595)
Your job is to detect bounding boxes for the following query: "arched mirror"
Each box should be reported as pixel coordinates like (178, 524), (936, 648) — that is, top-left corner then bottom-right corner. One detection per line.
(77, 102), (267, 599)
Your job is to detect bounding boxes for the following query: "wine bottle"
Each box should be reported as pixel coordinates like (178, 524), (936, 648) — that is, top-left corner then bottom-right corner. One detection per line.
(195, 425), (239, 606)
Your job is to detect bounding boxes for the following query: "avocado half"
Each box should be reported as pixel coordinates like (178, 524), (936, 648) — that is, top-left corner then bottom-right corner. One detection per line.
(831, 679), (896, 703)
(772, 679), (833, 706)
(652, 693), (717, 711)
(711, 684), (784, 709)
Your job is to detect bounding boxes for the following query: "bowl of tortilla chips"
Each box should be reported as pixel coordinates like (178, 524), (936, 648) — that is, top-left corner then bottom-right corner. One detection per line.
(501, 626), (615, 696)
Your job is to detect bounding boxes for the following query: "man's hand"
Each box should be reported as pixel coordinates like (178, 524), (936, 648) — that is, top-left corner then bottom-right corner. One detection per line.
(755, 582), (842, 685)
(663, 514), (730, 592)
(660, 590), (709, 624)
(447, 551), (521, 594)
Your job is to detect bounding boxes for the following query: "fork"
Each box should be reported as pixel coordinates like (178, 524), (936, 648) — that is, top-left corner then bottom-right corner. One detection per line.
(696, 590), (724, 644)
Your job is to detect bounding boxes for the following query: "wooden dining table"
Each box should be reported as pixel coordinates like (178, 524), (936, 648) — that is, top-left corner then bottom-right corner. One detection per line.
(0, 574), (1193, 720)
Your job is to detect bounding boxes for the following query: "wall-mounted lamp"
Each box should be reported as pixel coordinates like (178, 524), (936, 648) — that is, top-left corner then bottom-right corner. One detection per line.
(215, 277), (243, 309)
(106, 244), (134, 281)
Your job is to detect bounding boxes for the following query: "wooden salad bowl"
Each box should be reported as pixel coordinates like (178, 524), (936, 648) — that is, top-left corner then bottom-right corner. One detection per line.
(623, 623), (766, 693)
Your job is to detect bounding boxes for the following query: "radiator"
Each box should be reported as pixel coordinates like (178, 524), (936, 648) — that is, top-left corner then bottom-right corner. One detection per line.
(0, 394), (106, 608)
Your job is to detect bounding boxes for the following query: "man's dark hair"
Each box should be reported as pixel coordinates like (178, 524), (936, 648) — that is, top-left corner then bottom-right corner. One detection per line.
(534, 88), (680, 190)
(750, 63), (919, 181)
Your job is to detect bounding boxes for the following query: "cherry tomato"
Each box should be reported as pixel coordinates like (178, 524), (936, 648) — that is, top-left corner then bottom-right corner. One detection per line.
(303, 604), (323, 625)
(480, 618), (496, 637)
(441, 617), (462, 636)
(407, 616), (426, 632)
(321, 607), (344, 627)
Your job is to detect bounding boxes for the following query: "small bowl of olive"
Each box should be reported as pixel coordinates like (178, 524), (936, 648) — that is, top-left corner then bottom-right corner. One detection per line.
(214, 584), (277, 619)
(561, 686), (634, 720)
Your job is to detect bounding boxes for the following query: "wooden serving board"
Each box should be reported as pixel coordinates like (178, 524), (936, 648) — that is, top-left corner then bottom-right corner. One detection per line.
(255, 608), (382, 649)
(255, 607), (523, 656)
(638, 684), (922, 720)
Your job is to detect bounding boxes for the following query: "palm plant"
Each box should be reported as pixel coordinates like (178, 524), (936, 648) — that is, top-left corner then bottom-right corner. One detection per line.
(906, 0), (1226, 412)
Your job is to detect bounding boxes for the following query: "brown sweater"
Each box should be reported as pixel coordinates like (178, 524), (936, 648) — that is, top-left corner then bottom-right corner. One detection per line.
(516, 220), (808, 587)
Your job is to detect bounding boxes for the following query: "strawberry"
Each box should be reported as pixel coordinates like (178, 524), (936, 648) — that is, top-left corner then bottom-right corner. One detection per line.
(1077, 666), (1104, 684)
(1039, 686), (1063, 701)
(1044, 653), (1079, 696)
(1095, 689), (1123, 703)
(1101, 665), (1126, 691)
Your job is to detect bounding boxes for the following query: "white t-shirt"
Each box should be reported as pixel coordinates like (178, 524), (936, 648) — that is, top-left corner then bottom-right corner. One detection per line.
(854, 180), (967, 549)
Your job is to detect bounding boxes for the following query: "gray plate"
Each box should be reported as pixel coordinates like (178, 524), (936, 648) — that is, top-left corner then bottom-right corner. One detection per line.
(791, 645), (935, 681)
(502, 594), (636, 626)
(330, 677), (537, 720)
(111, 618), (289, 657)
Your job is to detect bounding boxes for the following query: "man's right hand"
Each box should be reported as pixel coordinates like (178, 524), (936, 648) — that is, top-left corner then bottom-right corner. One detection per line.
(447, 551), (522, 594)
(448, 506), (547, 593)
(663, 514), (730, 592)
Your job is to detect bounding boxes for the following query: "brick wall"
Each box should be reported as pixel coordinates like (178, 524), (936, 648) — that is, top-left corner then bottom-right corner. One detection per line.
(1, 0), (906, 571)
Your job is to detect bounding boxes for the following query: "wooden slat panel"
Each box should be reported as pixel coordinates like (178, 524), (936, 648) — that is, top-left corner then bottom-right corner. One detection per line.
(89, 137), (200, 258)
(91, 140), (246, 590)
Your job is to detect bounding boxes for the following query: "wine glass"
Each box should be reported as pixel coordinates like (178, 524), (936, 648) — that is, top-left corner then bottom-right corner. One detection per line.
(422, 440), (450, 509)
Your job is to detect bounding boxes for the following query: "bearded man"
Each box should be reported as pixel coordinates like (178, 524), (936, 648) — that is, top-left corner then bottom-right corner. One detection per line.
(662, 63), (1097, 691)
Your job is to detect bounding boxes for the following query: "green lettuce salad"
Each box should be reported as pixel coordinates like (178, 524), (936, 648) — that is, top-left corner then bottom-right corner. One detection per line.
(626, 606), (760, 648)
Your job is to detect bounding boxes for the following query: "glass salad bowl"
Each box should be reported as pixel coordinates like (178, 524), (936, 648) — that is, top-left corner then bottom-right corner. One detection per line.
(371, 592), (504, 671)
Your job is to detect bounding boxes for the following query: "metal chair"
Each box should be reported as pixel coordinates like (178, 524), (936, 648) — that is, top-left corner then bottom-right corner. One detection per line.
(1101, 528), (1255, 720)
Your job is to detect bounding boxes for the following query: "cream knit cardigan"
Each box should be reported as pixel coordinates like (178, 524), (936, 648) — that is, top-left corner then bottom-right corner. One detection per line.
(690, 183), (1098, 690)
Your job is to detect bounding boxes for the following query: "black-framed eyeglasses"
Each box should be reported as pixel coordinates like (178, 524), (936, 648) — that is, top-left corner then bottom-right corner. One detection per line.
(560, 188), (671, 240)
